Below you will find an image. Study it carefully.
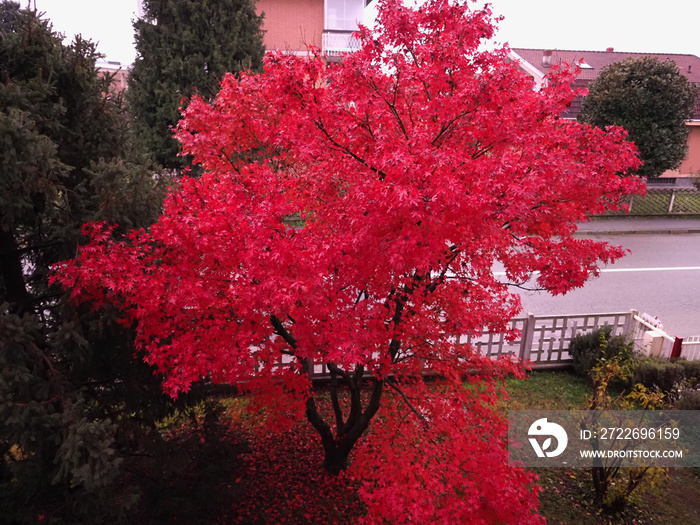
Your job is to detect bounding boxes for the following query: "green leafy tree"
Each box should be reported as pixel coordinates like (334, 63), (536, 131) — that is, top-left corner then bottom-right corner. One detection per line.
(579, 56), (697, 178)
(0, 4), (178, 522)
(128, 0), (266, 171)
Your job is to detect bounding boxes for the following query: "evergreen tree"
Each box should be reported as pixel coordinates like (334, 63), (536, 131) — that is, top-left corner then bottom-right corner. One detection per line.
(0, 4), (177, 522)
(128, 0), (265, 171)
(579, 56), (697, 178)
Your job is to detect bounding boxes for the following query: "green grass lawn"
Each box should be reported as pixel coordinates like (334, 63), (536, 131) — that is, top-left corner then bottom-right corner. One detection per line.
(507, 369), (700, 524)
(505, 369), (591, 410)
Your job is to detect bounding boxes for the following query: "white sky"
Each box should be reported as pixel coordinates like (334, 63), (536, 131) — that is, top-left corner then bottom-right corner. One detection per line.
(29, 0), (700, 66)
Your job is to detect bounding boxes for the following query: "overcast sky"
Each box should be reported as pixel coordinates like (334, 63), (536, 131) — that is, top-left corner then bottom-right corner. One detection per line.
(30, 0), (700, 66)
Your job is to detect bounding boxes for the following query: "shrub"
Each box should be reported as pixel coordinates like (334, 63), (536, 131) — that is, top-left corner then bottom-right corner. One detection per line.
(631, 358), (685, 399)
(587, 351), (667, 511)
(570, 326), (633, 380)
(675, 390), (700, 410)
(678, 360), (700, 388)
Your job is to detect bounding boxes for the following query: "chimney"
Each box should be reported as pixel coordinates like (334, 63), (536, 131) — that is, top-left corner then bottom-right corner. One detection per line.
(542, 50), (553, 68)
(689, 65), (693, 74)
(606, 47), (614, 52)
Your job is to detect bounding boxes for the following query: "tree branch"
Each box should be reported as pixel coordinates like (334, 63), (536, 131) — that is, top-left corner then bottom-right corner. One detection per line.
(386, 379), (427, 424)
(328, 362), (363, 435)
(424, 246), (460, 295)
(329, 367), (345, 434)
(315, 118), (389, 181)
(270, 314), (297, 349)
(359, 378), (384, 428)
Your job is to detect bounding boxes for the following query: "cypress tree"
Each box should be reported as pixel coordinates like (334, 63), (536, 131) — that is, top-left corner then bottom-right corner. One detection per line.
(128, 0), (265, 171)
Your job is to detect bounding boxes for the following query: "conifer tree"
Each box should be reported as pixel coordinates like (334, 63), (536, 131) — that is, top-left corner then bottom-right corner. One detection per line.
(128, 0), (265, 171)
(0, 4), (174, 521)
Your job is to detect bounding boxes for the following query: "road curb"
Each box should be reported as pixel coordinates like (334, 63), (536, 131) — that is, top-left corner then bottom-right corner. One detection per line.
(577, 229), (700, 236)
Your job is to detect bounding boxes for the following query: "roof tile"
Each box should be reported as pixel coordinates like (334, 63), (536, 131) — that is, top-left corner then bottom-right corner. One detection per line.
(511, 48), (700, 119)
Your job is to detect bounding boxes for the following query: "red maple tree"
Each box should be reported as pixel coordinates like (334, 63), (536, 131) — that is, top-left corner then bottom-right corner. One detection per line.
(53, 0), (642, 521)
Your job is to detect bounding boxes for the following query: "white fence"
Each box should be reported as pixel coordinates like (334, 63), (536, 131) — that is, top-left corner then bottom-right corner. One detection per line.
(464, 310), (699, 367)
(301, 309), (697, 379)
(682, 336), (700, 360)
(629, 314), (677, 358)
(322, 30), (361, 57)
(462, 311), (636, 369)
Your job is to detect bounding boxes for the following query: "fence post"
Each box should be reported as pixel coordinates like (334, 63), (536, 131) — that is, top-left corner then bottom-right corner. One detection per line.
(670, 337), (684, 359)
(623, 309), (639, 338)
(668, 190), (676, 213)
(519, 313), (536, 364)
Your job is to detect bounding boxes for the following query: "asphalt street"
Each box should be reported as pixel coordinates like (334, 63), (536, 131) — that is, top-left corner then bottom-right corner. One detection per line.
(513, 217), (700, 339)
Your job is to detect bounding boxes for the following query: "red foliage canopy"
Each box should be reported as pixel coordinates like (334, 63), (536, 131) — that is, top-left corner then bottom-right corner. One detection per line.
(54, 0), (642, 521)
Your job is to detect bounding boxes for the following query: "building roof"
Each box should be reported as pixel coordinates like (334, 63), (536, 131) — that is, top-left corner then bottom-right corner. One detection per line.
(511, 48), (700, 83)
(510, 48), (700, 120)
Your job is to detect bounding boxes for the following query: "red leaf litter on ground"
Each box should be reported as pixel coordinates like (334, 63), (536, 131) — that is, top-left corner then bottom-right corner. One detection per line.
(218, 413), (364, 524)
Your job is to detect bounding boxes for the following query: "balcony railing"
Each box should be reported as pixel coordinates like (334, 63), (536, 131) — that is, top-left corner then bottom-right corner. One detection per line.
(322, 29), (361, 57)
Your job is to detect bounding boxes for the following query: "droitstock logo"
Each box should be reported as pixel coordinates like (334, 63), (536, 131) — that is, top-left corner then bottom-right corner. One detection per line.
(528, 418), (568, 458)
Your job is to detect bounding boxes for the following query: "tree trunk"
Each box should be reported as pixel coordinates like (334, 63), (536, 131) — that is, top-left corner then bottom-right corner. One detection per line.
(0, 227), (32, 314)
(305, 376), (384, 475)
(269, 315), (386, 475)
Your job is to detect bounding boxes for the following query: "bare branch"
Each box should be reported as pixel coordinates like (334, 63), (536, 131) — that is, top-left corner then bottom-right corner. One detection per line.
(386, 379), (428, 425)
(315, 118), (389, 181)
(329, 368), (344, 433)
(270, 314), (297, 349)
(504, 282), (544, 292)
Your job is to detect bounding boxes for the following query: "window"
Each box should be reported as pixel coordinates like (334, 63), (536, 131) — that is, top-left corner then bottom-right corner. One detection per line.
(325, 0), (363, 31)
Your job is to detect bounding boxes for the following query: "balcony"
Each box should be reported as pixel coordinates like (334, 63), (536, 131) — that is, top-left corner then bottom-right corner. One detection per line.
(322, 30), (361, 58)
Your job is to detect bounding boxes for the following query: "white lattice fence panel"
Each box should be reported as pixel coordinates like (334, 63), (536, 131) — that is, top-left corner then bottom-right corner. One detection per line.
(682, 336), (700, 360)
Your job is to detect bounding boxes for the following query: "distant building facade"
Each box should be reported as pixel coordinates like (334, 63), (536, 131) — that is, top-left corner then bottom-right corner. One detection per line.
(96, 60), (130, 94)
(510, 48), (700, 178)
(256, 0), (374, 58)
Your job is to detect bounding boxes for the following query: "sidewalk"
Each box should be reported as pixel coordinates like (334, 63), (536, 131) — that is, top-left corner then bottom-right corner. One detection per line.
(576, 216), (700, 235)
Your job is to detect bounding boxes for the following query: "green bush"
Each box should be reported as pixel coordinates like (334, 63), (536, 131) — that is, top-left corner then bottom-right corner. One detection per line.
(675, 390), (700, 410)
(629, 358), (700, 402)
(569, 326), (633, 380)
(678, 360), (700, 388)
(631, 359), (685, 398)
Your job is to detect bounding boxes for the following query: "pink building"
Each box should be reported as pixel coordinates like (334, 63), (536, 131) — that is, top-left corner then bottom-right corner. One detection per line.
(96, 60), (130, 94)
(256, 0), (373, 58)
(510, 48), (700, 178)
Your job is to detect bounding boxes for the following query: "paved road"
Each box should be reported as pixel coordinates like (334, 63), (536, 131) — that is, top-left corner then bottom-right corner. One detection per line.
(514, 227), (700, 338)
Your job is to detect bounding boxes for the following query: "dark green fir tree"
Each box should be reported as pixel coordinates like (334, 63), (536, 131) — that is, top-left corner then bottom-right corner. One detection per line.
(128, 0), (266, 171)
(0, 4), (191, 522)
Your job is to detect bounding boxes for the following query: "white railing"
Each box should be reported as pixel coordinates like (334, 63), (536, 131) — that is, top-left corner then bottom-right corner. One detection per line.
(284, 309), (698, 380)
(301, 310), (640, 378)
(462, 311), (635, 369)
(681, 336), (700, 360)
(322, 30), (361, 56)
(630, 314), (677, 358)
